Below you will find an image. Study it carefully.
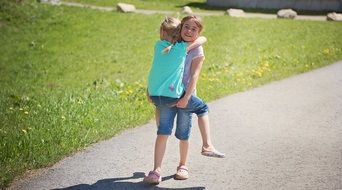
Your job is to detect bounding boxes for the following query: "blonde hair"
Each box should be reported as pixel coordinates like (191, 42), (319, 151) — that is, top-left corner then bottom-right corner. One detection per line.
(160, 17), (181, 54)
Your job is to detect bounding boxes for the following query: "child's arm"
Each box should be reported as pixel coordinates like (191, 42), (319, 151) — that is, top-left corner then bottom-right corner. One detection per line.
(186, 36), (207, 52)
(176, 56), (204, 108)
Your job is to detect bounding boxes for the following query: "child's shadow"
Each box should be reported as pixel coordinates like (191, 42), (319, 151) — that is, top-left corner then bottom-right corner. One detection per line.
(53, 172), (205, 190)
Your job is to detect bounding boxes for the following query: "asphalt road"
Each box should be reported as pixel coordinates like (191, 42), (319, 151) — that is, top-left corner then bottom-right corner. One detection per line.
(9, 61), (342, 190)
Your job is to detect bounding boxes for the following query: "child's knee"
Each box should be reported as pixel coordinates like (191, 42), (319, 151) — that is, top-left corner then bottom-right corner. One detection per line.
(175, 128), (191, 140)
(175, 134), (190, 140)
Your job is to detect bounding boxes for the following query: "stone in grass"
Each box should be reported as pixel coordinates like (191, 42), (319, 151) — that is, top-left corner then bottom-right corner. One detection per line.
(327, 12), (342, 21)
(38, 0), (60, 5)
(226, 8), (246, 17)
(277, 9), (297, 19)
(182, 6), (193, 15)
(117, 3), (136, 13)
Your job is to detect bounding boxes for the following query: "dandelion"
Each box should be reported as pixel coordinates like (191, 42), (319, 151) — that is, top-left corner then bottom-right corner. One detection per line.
(323, 48), (330, 55)
(9, 107), (13, 110)
(257, 71), (262, 77)
(261, 61), (270, 72)
(19, 108), (23, 111)
(24, 111), (29, 115)
(138, 83), (143, 88)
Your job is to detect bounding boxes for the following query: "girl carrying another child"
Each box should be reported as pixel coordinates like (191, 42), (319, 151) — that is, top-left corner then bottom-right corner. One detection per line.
(144, 17), (207, 184)
(177, 15), (225, 159)
(152, 16), (225, 159)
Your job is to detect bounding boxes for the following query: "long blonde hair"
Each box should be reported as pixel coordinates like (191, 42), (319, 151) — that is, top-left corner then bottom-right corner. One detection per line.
(160, 17), (181, 54)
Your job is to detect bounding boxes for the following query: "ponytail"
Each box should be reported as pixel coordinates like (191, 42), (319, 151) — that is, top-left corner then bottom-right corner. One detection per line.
(162, 44), (173, 54)
(160, 17), (181, 54)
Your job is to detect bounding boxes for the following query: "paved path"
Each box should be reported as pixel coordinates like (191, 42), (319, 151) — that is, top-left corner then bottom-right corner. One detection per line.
(50, 1), (326, 21)
(9, 61), (342, 190)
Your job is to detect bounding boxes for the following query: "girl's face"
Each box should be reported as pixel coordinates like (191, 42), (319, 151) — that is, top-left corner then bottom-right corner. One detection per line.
(181, 19), (201, 42)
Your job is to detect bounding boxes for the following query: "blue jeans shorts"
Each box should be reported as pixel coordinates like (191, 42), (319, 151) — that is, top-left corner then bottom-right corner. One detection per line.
(150, 95), (209, 140)
(177, 95), (209, 136)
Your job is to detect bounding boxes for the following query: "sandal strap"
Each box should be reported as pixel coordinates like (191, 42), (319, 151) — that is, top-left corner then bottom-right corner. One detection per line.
(148, 171), (160, 178)
(177, 165), (188, 172)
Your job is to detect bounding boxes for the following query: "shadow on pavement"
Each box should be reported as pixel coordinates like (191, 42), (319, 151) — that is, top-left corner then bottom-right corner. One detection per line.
(53, 172), (205, 190)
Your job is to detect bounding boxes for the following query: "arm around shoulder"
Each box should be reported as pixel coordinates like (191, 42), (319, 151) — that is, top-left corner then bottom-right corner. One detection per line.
(186, 36), (207, 52)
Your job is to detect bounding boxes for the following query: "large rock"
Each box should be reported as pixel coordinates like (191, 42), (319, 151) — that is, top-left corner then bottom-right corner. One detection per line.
(182, 6), (193, 15)
(38, 0), (60, 5)
(207, 0), (341, 12)
(327, 12), (342, 21)
(116, 3), (136, 13)
(226, 8), (246, 17)
(277, 9), (297, 19)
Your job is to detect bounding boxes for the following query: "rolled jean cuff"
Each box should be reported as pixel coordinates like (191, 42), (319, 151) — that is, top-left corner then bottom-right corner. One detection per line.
(196, 111), (209, 117)
(157, 130), (172, 136)
(175, 134), (190, 140)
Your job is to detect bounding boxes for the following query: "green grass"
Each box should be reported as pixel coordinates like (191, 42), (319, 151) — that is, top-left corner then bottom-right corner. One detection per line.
(1, 0), (342, 189)
(61, 0), (330, 15)
(63, 0), (207, 10)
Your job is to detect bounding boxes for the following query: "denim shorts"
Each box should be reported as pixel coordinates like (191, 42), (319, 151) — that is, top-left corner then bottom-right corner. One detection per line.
(150, 96), (187, 140)
(176, 95), (209, 136)
(150, 95), (208, 140)
(181, 95), (209, 117)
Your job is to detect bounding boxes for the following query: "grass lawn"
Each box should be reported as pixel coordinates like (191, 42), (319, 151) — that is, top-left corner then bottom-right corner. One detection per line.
(1, 0), (342, 188)
(62, 0), (207, 11)
(61, 0), (331, 15)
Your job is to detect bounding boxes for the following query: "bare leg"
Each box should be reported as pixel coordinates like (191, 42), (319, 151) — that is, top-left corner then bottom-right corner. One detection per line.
(198, 115), (213, 149)
(179, 140), (189, 166)
(175, 140), (189, 180)
(144, 135), (167, 184)
(198, 115), (225, 158)
(154, 135), (168, 173)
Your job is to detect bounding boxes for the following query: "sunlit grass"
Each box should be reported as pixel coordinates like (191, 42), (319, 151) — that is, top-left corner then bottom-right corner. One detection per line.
(1, 1), (342, 188)
(62, 0), (206, 10)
